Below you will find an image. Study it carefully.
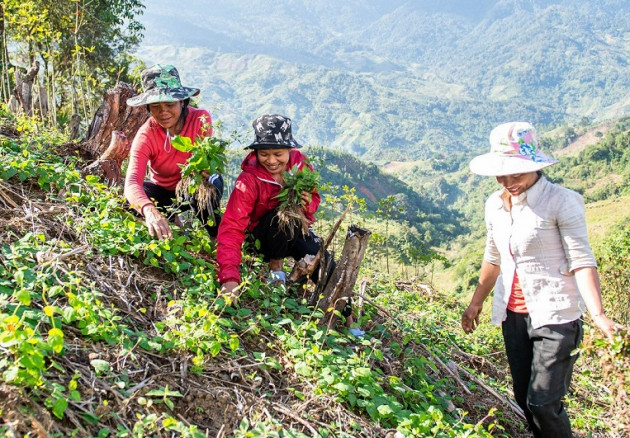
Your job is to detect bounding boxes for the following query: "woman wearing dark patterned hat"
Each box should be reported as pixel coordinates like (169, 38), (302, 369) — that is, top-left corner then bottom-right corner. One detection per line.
(124, 64), (223, 240)
(461, 122), (620, 437)
(217, 114), (321, 301)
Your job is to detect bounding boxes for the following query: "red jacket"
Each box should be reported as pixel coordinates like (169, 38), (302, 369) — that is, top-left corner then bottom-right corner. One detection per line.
(217, 149), (320, 284)
(124, 108), (212, 213)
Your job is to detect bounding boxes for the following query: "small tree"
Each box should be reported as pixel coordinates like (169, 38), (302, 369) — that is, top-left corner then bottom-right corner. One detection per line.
(376, 195), (405, 274)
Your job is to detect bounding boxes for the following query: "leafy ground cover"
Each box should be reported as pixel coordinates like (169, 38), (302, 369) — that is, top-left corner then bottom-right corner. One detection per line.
(0, 109), (628, 437)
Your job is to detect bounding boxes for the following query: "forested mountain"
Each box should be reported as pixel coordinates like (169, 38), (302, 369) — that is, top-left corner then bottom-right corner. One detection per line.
(136, 0), (630, 161)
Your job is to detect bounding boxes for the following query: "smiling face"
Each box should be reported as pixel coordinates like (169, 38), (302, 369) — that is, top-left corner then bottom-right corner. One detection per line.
(256, 148), (291, 179)
(495, 172), (540, 196)
(148, 101), (184, 134)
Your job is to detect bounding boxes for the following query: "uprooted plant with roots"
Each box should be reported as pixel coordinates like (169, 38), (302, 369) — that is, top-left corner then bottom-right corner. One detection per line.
(274, 164), (320, 238)
(172, 125), (229, 217)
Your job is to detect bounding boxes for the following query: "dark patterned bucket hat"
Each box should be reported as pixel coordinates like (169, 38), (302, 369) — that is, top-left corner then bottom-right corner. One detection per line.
(246, 114), (302, 149)
(126, 64), (200, 107)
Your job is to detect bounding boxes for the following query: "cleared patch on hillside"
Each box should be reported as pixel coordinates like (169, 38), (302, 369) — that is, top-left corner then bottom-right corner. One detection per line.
(554, 121), (615, 157)
(585, 195), (630, 246)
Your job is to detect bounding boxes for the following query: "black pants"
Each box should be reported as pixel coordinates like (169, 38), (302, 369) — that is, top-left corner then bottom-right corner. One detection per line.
(502, 310), (583, 438)
(143, 176), (223, 237)
(251, 209), (320, 263)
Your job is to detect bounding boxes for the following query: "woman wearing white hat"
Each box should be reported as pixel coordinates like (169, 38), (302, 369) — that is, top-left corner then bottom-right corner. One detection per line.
(461, 122), (618, 437)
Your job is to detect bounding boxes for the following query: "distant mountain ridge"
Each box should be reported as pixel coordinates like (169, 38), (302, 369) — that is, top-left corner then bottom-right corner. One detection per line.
(135, 0), (630, 161)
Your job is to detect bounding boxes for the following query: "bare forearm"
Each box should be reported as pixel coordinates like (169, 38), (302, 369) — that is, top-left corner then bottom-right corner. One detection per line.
(462, 261), (500, 334)
(470, 261), (500, 305)
(574, 266), (619, 339)
(573, 266), (605, 316)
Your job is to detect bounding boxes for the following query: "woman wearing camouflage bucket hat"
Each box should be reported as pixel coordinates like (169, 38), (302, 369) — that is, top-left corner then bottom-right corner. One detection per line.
(461, 122), (620, 437)
(124, 64), (223, 240)
(216, 114), (326, 302)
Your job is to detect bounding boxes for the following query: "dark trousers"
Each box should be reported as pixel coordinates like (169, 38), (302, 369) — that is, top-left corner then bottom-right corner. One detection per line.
(251, 209), (320, 264)
(143, 177), (223, 237)
(502, 310), (583, 438)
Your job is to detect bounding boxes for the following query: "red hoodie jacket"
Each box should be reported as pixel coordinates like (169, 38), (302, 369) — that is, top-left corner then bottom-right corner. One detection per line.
(217, 149), (320, 284)
(124, 107), (212, 213)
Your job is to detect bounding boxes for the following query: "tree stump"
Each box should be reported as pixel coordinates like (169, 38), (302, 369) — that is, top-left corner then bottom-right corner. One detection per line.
(12, 60), (39, 116)
(81, 131), (130, 186)
(79, 82), (149, 186)
(82, 81), (148, 160)
(316, 225), (371, 328)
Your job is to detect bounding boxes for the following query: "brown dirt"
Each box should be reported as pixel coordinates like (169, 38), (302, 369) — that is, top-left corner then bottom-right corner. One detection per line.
(554, 122), (615, 157)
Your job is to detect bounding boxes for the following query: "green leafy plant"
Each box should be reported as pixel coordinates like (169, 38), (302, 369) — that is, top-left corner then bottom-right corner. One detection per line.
(172, 123), (229, 212)
(274, 164), (321, 237)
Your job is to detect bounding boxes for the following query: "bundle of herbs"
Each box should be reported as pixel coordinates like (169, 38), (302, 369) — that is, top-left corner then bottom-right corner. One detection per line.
(172, 129), (228, 218)
(274, 164), (320, 238)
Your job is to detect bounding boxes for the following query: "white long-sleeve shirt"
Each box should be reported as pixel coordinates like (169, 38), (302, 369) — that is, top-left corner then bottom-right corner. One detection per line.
(483, 176), (597, 329)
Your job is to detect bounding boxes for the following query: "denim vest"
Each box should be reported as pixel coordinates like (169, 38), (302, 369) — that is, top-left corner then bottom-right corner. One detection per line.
(483, 177), (596, 329)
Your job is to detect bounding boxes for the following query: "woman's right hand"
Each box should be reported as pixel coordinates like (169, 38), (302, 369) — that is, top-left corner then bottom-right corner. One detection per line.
(220, 281), (241, 304)
(461, 303), (483, 334)
(143, 204), (172, 240)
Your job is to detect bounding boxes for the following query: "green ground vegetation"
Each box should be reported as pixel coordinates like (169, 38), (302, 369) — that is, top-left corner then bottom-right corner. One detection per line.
(0, 107), (628, 437)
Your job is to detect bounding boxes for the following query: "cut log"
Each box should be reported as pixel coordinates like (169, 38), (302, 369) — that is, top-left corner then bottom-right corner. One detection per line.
(81, 81), (149, 160)
(288, 203), (350, 287)
(81, 131), (130, 186)
(317, 225), (371, 328)
(79, 82), (149, 186)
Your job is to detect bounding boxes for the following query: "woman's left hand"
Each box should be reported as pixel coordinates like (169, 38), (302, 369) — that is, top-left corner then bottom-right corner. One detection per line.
(592, 313), (621, 341)
(300, 191), (312, 207)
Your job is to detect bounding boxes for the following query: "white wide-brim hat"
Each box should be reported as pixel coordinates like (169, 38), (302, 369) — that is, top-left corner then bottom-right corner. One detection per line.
(470, 122), (557, 177)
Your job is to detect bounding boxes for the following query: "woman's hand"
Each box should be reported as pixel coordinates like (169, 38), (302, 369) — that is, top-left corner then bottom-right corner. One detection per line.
(591, 313), (620, 341)
(143, 204), (172, 240)
(461, 303), (483, 334)
(461, 261), (500, 334)
(220, 281), (241, 304)
(300, 191), (312, 207)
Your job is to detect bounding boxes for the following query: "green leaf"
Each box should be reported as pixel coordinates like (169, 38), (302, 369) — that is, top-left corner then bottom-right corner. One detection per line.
(353, 367), (372, 377)
(16, 289), (31, 306)
(209, 341), (221, 357)
(3, 366), (19, 382)
(377, 404), (394, 416)
(52, 397), (68, 419)
(90, 359), (110, 374)
(294, 361), (311, 376)
(229, 337), (240, 352)
(171, 135), (194, 152)
(47, 328), (64, 353)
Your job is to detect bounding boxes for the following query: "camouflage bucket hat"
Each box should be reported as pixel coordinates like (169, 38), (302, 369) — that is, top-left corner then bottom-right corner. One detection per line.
(126, 64), (200, 107)
(245, 114), (302, 149)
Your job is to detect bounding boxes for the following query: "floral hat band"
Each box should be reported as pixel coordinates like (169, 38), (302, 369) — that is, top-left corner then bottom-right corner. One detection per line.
(494, 123), (538, 155)
(126, 64), (200, 107)
(470, 122), (557, 176)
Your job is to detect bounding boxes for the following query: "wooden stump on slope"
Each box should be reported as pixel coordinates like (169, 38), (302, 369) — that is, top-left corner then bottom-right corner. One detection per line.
(316, 225), (371, 328)
(80, 82), (149, 186)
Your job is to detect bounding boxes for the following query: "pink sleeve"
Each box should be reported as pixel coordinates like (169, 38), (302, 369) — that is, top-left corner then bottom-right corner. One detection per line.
(217, 173), (258, 284)
(124, 122), (154, 214)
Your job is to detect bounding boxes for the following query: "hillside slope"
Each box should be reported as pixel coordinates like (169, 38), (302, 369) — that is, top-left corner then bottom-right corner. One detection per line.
(1, 111), (628, 437)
